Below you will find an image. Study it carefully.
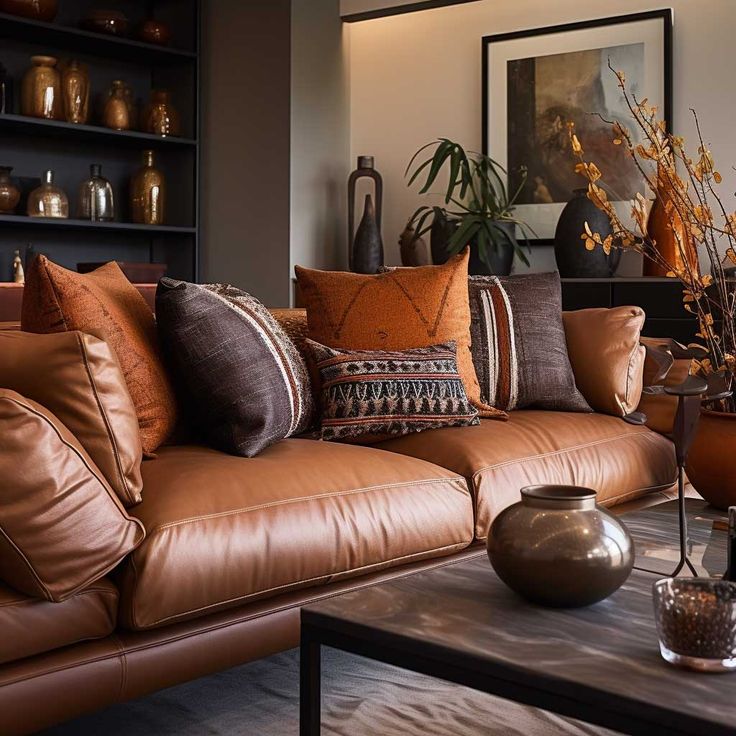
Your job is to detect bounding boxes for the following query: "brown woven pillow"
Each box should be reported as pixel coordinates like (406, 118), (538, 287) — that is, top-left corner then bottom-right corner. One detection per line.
(295, 250), (505, 419)
(21, 256), (177, 455)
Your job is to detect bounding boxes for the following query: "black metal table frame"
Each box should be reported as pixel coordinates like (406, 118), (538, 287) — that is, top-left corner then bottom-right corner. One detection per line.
(299, 607), (728, 736)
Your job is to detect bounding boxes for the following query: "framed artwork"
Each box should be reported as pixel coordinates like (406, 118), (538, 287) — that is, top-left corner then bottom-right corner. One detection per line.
(482, 10), (672, 244)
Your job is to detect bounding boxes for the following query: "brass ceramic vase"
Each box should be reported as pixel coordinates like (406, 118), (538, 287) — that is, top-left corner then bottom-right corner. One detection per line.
(487, 485), (634, 607)
(0, 0), (58, 21)
(142, 90), (180, 137)
(27, 169), (68, 218)
(102, 80), (132, 131)
(0, 166), (20, 214)
(21, 55), (62, 120)
(130, 150), (165, 225)
(61, 60), (89, 124)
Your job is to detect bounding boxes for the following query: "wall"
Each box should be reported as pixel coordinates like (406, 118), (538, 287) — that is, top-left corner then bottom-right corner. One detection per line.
(348, 0), (736, 271)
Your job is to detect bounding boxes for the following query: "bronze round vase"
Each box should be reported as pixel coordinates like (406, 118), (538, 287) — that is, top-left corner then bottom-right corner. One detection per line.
(21, 55), (62, 120)
(130, 150), (165, 225)
(487, 485), (634, 607)
(0, 166), (20, 214)
(686, 409), (736, 510)
(142, 90), (180, 137)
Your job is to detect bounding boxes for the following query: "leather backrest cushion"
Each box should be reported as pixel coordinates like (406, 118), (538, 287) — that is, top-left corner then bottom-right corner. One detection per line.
(0, 390), (145, 602)
(563, 307), (646, 417)
(0, 330), (143, 506)
(21, 256), (177, 455)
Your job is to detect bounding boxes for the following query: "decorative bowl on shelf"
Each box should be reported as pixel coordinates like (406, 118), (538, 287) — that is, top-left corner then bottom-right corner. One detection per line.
(0, 0), (58, 22)
(79, 9), (129, 36)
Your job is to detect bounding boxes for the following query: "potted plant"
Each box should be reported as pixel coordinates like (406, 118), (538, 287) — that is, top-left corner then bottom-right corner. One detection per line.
(405, 138), (533, 275)
(570, 66), (736, 509)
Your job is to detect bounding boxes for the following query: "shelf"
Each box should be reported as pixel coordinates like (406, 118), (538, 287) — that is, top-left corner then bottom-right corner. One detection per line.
(0, 12), (196, 64)
(0, 113), (197, 147)
(0, 214), (195, 235)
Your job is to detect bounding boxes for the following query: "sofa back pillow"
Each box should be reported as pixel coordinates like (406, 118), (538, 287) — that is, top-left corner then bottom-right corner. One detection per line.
(0, 330), (143, 506)
(469, 272), (591, 412)
(563, 306), (646, 417)
(21, 256), (177, 455)
(0, 390), (144, 602)
(156, 279), (314, 457)
(295, 250), (505, 419)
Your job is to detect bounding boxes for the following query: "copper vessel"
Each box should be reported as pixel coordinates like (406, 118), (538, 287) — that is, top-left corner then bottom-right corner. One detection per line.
(0, 166), (20, 214)
(102, 80), (131, 131)
(645, 170), (700, 278)
(0, 0), (58, 21)
(21, 55), (62, 120)
(142, 89), (180, 137)
(27, 169), (68, 219)
(130, 150), (165, 225)
(61, 60), (89, 124)
(487, 485), (634, 607)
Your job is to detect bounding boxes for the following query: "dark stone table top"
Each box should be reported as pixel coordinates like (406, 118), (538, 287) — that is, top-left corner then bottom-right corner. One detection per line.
(303, 500), (736, 735)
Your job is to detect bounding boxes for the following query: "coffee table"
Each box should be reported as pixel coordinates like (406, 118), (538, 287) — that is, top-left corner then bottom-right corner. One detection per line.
(300, 499), (735, 736)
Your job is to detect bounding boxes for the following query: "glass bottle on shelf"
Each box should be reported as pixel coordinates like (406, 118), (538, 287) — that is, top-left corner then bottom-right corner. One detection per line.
(61, 60), (89, 124)
(102, 80), (132, 131)
(77, 164), (115, 222)
(130, 150), (165, 225)
(21, 55), (62, 120)
(142, 89), (180, 137)
(27, 169), (69, 219)
(0, 61), (12, 114)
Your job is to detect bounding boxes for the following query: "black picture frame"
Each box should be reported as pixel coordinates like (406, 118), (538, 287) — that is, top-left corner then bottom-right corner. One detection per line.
(482, 9), (673, 246)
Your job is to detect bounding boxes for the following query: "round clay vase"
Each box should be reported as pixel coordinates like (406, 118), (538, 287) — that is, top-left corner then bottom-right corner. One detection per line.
(0, 166), (20, 214)
(21, 55), (62, 120)
(554, 188), (621, 277)
(0, 0), (58, 21)
(686, 409), (736, 510)
(487, 485), (634, 607)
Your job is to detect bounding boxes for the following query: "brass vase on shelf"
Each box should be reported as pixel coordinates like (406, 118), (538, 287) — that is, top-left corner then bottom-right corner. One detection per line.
(0, 166), (20, 214)
(0, 0), (58, 21)
(102, 80), (132, 131)
(21, 55), (62, 120)
(131, 150), (165, 225)
(77, 164), (114, 222)
(27, 169), (68, 219)
(645, 169), (700, 278)
(142, 90), (180, 137)
(61, 60), (89, 124)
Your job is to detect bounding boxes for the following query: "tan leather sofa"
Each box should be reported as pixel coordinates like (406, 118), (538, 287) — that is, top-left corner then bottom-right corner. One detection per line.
(0, 299), (679, 735)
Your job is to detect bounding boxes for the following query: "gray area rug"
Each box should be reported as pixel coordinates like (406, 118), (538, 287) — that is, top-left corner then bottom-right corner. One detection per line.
(42, 648), (618, 735)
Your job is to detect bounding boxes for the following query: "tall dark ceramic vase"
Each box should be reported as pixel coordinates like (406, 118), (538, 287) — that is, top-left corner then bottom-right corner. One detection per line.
(348, 156), (383, 272)
(554, 188), (621, 278)
(352, 194), (384, 274)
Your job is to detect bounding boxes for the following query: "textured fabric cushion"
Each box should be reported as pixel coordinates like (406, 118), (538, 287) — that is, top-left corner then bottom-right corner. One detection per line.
(378, 411), (677, 539)
(0, 578), (118, 665)
(0, 330), (143, 506)
(295, 250), (505, 419)
(563, 307), (646, 417)
(156, 279), (314, 457)
(20, 256), (177, 455)
(0, 389), (145, 602)
(307, 339), (479, 443)
(469, 272), (590, 412)
(118, 441), (473, 630)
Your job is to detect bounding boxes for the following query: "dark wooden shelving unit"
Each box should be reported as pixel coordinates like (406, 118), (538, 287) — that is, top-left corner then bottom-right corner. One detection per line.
(0, 1), (200, 282)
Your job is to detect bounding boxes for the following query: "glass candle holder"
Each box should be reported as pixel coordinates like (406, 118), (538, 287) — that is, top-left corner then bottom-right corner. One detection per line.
(653, 578), (736, 672)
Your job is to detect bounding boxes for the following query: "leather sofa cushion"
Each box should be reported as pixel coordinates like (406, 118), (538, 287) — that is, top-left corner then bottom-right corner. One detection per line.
(118, 440), (473, 630)
(0, 578), (118, 665)
(0, 330), (143, 506)
(0, 390), (145, 601)
(377, 411), (676, 539)
(563, 307), (646, 417)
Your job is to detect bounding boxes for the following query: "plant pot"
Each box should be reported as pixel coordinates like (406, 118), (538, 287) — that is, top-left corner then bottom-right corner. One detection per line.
(686, 409), (736, 510)
(468, 221), (515, 276)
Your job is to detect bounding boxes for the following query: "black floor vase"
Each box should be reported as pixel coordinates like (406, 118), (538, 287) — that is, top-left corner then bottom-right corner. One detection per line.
(352, 194), (384, 274)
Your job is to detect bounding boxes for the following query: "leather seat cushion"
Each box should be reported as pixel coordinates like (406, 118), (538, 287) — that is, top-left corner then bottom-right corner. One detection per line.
(119, 440), (473, 630)
(377, 411), (677, 539)
(0, 578), (118, 665)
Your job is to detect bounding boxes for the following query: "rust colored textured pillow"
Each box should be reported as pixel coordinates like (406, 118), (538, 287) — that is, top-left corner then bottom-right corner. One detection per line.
(294, 251), (505, 419)
(21, 256), (177, 454)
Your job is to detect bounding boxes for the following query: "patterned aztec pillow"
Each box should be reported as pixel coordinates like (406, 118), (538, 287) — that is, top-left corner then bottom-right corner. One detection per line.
(156, 279), (314, 457)
(468, 272), (591, 412)
(306, 338), (479, 443)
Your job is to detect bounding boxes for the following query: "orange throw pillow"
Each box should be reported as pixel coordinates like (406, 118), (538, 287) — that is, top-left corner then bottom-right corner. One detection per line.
(21, 257), (177, 454)
(295, 250), (505, 419)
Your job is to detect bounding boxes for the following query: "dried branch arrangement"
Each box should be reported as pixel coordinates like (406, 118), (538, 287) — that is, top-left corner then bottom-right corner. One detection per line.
(569, 65), (736, 411)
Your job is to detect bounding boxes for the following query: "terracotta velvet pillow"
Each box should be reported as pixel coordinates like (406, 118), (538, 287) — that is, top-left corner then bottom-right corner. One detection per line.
(295, 250), (505, 419)
(21, 256), (177, 454)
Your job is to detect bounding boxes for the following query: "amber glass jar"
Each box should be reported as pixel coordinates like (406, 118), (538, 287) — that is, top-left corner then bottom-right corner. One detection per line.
(130, 150), (165, 225)
(142, 90), (180, 137)
(21, 55), (62, 120)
